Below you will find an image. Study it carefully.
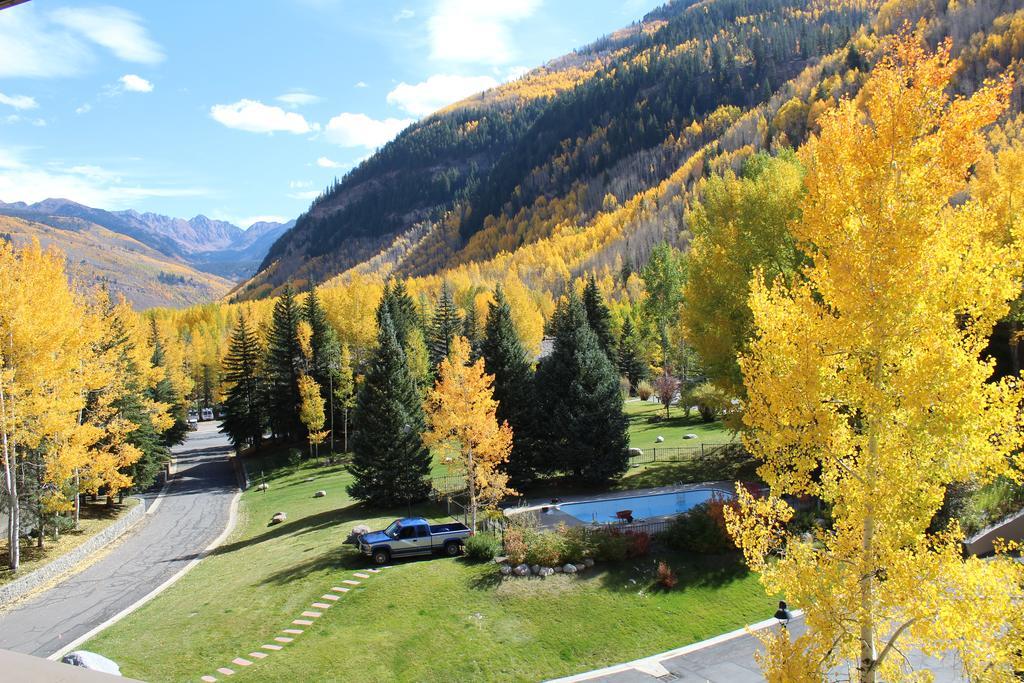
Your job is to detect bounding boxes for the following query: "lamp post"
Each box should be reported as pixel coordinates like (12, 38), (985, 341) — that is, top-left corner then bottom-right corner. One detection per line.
(774, 600), (794, 629)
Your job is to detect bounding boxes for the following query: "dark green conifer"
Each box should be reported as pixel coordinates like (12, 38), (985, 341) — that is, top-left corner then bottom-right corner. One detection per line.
(220, 313), (265, 451)
(535, 291), (629, 483)
(264, 285), (303, 440)
(617, 316), (648, 391)
(147, 317), (189, 447)
(348, 310), (432, 507)
(429, 281), (462, 369)
(583, 275), (616, 360)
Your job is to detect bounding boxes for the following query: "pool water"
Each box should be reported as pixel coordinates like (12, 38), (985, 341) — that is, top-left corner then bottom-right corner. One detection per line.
(557, 489), (731, 523)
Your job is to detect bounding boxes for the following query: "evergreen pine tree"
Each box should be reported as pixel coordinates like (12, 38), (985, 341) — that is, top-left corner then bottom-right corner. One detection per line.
(461, 302), (481, 360)
(348, 310), (432, 507)
(147, 317), (189, 447)
(583, 275), (616, 359)
(265, 285), (303, 440)
(220, 313), (265, 451)
(378, 280), (418, 349)
(428, 281), (461, 369)
(481, 286), (539, 487)
(535, 292), (629, 483)
(617, 316), (649, 391)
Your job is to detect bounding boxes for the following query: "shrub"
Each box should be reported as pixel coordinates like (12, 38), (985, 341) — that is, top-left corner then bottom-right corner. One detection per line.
(525, 530), (565, 567)
(287, 448), (302, 466)
(465, 532), (501, 562)
(636, 380), (654, 401)
(660, 502), (736, 554)
(692, 382), (728, 422)
(626, 531), (651, 558)
(656, 560), (678, 589)
(559, 525), (595, 562)
(619, 375), (632, 399)
(593, 529), (630, 562)
(503, 527), (528, 565)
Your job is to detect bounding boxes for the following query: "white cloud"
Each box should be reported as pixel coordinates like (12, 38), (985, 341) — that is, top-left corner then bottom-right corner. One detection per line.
(0, 4), (163, 78)
(354, 81), (368, 88)
(323, 112), (412, 149)
(76, 103), (92, 115)
(316, 156), (345, 168)
(394, 8), (415, 21)
(210, 99), (316, 134)
(276, 92), (322, 107)
(50, 7), (164, 64)
(387, 74), (497, 117)
(288, 190), (320, 200)
(428, 0), (540, 65)
(0, 93), (38, 110)
(0, 160), (205, 209)
(119, 74), (153, 93)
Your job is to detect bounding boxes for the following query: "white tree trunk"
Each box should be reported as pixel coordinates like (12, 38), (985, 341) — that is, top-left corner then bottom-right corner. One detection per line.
(0, 379), (19, 572)
(468, 446), (477, 532)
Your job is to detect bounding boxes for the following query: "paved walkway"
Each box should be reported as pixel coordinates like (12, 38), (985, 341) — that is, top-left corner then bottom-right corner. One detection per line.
(554, 617), (965, 682)
(0, 422), (237, 657)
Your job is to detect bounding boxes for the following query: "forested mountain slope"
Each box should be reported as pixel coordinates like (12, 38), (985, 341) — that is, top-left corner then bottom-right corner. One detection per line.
(241, 0), (1024, 301)
(0, 214), (233, 309)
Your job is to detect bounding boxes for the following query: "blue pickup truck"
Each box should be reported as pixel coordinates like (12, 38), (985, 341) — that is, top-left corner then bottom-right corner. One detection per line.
(357, 517), (471, 565)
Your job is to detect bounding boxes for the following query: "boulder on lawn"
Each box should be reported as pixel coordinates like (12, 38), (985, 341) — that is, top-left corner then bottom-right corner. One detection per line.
(530, 564), (541, 575)
(270, 512), (287, 525)
(562, 563), (578, 574)
(499, 564), (513, 576)
(554, 565), (564, 573)
(538, 567), (554, 577)
(683, 433), (698, 440)
(513, 563), (530, 577)
(314, 490), (326, 498)
(255, 482), (269, 491)
(304, 477), (315, 482)
(655, 436), (665, 443)
(574, 563), (586, 573)
(628, 447), (643, 457)
(584, 558), (595, 567)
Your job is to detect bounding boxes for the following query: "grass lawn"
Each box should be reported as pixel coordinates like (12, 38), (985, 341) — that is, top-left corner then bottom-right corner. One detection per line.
(84, 455), (774, 682)
(624, 399), (735, 450)
(0, 497), (140, 586)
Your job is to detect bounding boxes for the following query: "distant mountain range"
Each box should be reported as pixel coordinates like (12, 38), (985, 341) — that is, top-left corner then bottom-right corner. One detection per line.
(0, 198), (293, 281)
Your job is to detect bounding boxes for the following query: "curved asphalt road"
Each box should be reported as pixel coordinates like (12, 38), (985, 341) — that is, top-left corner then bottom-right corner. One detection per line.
(0, 422), (237, 657)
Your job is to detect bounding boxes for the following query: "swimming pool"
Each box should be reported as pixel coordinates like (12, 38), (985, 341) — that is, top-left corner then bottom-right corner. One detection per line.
(557, 488), (731, 524)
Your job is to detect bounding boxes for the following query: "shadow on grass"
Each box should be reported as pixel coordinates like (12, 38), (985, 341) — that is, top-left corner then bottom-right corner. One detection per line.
(618, 447), (760, 490)
(597, 551), (751, 594)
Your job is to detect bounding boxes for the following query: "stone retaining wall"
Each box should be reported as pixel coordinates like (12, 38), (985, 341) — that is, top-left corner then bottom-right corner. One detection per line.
(0, 500), (146, 606)
(964, 505), (1024, 556)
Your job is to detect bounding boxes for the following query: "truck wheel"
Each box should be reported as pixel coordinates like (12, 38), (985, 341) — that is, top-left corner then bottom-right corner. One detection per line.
(444, 541), (462, 557)
(372, 548), (390, 565)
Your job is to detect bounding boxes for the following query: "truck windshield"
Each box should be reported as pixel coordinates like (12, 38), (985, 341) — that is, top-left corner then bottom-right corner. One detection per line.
(384, 521), (401, 539)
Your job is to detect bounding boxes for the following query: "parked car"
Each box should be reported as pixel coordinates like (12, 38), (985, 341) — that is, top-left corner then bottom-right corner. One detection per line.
(200, 407), (214, 421)
(356, 517), (471, 565)
(187, 415), (199, 431)
(62, 651), (122, 676)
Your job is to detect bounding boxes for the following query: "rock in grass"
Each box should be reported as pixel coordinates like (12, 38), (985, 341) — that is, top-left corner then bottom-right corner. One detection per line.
(563, 563), (578, 574)
(655, 436), (665, 443)
(574, 563), (586, 572)
(256, 483), (269, 491)
(270, 512), (287, 525)
(584, 558), (595, 567)
(499, 564), (512, 576)
(683, 433), (698, 439)
(554, 565), (563, 573)
(628, 447), (643, 457)
(513, 563), (530, 577)
(530, 564), (541, 575)
(538, 567), (555, 577)
(314, 490), (326, 498)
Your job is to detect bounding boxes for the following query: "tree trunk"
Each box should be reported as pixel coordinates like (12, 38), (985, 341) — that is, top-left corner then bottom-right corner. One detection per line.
(74, 469), (81, 528)
(329, 373), (335, 455)
(468, 446), (477, 532)
(860, 362), (881, 682)
(343, 409), (348, 454)
(0, 378), (19, 571)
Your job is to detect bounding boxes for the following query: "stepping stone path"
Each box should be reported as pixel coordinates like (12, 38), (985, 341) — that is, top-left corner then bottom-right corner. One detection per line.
(200, 567), (389, 681)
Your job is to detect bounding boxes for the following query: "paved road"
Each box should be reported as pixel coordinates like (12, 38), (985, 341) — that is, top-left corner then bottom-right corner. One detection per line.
(571, 618), (964, 682)
(0, 422), (237, 657)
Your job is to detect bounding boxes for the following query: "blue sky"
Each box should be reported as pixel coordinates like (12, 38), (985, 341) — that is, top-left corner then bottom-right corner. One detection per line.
(0, 0), (653, 228)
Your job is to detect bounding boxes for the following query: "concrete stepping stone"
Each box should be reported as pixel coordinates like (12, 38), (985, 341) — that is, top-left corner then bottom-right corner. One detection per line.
(201, 676), (217, 682)
(321, 594), (339, 601)
(262, 644), (282, 651)
(274, 636), (293, 643)
(216, 668), (235, 676)
(232, 658), (252, 667)
(353, 572), (370, 578)
(312, 602), (331, 609)
(342, 579), (360, 585)
(301, 610), (322, 618)
(248, 652), (267, 659)
(331, 586), (350, 593)
(293, 619), (314, 626)
(283, 628), (303, 634)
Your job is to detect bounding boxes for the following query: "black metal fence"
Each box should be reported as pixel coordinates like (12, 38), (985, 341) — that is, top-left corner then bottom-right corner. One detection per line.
(626, 443), (735, 468)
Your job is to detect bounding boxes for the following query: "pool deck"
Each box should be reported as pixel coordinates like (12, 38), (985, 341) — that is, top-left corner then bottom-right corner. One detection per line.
(505, 480), (739, 529)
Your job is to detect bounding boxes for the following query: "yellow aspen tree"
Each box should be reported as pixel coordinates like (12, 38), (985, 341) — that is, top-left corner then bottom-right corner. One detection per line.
(423, 336), (514, 530)
(0, 240), (93, 567)
(726, 36), (1024, 681)
(298, 374), (325, 459)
